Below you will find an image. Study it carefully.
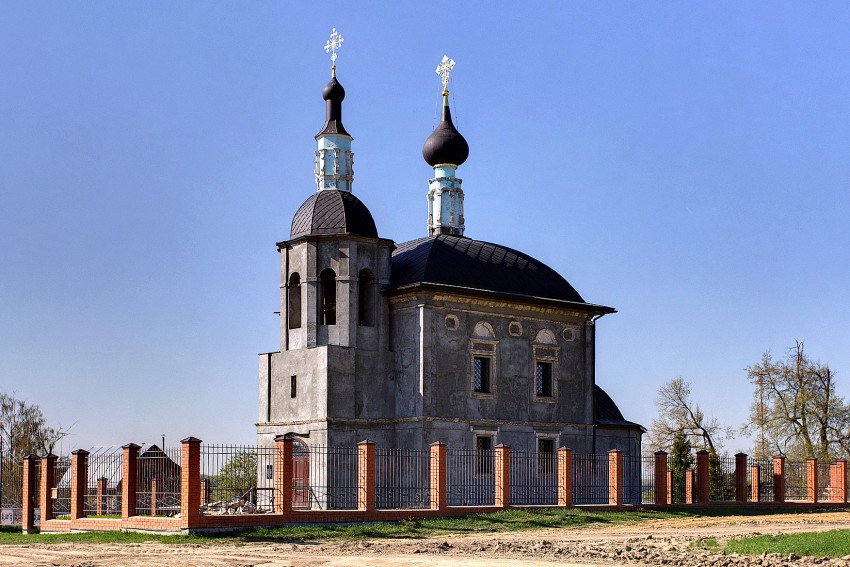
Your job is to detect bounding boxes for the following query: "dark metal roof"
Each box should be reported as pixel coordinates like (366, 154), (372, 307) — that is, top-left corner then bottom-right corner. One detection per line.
(316, 76), (350, 138)
(289, 190), (378, 240)
(595, 385), (643, 429)
(422, 102), (469, 167)
(388, 235), (613, 310)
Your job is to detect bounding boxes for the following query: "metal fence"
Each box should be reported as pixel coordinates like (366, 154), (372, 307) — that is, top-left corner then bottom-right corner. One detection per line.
(573, 453), (609, 505)
(510, 450), (557, 505)
(748, 459), (774, 502)
(375, 448), (430, 509)
(1, 457), (23, 508)
(200, 444), (275, 514)
(818, 461), (835, 502)
(82, 447), (122, 516)
(137, 446), (182, 516)
(293, 446), (358, 510)
(446, 448), (495, 506)
(52, 456), (71, 517)
(623, 455), (654, 504)
(784, 461), (807, 501)
(708, 455), (736, 501)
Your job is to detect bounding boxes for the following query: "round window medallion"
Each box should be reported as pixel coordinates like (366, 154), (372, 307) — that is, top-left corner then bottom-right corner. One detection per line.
(562, 328), (576, 341)
(445, 314), (459, 331)
(508, 321), (523, 337)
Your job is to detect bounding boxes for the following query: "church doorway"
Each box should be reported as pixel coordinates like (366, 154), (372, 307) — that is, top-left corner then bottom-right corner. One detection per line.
(292, 439), (309, 508)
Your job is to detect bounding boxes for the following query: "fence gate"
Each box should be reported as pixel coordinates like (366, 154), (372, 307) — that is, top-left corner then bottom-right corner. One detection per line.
(292, 440), (309, 508)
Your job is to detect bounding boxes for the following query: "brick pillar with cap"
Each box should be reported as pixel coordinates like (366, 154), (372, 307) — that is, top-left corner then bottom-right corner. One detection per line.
(357, 440), (376, 512)
(685, 469), (695, 504)
(557, 447), (573, 507)
(495, 444), (511, 508)
(122, 443), (140, 519)
(274, 435), (293, 514)
(806, 457), (818, 503)
(695, 450), (710, 504)
(735, 453), (748, 502)
(773, 455), (785, 503)
(654, 451), (668, 506)
(430, 442), (447, 511)
(608, 449), (623, 506)
(96, 477), (108, 515)
(21, 455), (38, 534)
(180, 437), (202, 529)
(830, 460), (846, 503)
(70, 449), (88, 521)
(40, 454), (57, 522)
(666, 469), (673, 505)
(751, 464), (760, 502)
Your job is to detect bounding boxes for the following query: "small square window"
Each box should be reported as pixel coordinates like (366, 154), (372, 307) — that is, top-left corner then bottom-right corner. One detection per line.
(473, 357), (491, 393)
(290, 375), (297, 398)
(536, 362), (553, 397)
(265, 464), (273, 480)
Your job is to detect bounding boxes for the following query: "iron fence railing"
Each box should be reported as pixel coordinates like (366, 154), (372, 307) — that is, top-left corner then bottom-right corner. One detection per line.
(446, 448), (495, 506)
(1, 458), (23, 508)
(510, 450), (557, 505)
(573, 453), (609, 505)
(708, 455), (736, 502)
(136, 446), (182, 516)
(81, 447), (123, 516)
(623, 455), (654, 504)
(784, 461), (807, 501)
(293, 445), (358, 510)
(200, 444), (275, 514)
(52, 456), (71, 518)
(375, 448), (430, 509)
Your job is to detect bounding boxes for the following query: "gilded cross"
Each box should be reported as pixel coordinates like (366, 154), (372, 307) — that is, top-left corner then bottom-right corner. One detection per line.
(324, 28), (344, 75)
(436, 55), (455, 95)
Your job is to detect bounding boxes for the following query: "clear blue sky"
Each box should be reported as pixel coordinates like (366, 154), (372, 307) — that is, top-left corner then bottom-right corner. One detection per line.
(2, 2), (848, 453)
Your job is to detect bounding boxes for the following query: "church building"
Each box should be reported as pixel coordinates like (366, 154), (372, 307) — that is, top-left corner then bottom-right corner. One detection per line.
(257, 44), (642, 459)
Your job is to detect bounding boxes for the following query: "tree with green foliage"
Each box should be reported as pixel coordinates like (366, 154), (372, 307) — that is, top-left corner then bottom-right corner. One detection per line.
(668, 432), (693, 503)
(210, 450), (258, 501)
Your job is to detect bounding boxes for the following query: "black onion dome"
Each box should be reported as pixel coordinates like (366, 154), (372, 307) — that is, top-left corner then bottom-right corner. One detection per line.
(316, 77), (350, 138)
(289, 190), (378, 240)
(422, 103), (469, 167)
(389, 235), (614, 310)
(595, 385), (642, 428)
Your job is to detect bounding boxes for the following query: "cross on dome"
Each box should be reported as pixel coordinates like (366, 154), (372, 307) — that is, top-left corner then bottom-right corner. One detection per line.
(436, 55), (455, 95)
(324, 28), (344, 76)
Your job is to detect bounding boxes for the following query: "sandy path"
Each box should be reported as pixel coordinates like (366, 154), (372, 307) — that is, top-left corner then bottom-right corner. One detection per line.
(1, 511), (848, 566)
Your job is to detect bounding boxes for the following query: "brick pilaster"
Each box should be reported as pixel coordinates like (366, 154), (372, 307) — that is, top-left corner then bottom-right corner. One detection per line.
(180, 437), (202, 529)
(653, 451), (668, 506)
(695, 450), (709, 504)
(357, 440), (376, 512)
(122, 443), (140, 519)
(751, 464), (760, 502)
(430, 442), (447, 511)
(494, 444), (510, 508)
(96, 477), (108, 515)
(70, 449), (88, 521)
(557, 447), (573, 507)
(150, 478), (158, 516)
(773, 455), (785, 503)
(40, 454), (57, 522)
(735, 453), (748, 502)
(666, 469), (673, 504)
(685, 469), (695, 504)
(274, 436), (294, 514)
(831, 460), (846, 503)
(21, 455), (38, 534)
(806, 457), (818, 503)
(608, 449), (622, 506)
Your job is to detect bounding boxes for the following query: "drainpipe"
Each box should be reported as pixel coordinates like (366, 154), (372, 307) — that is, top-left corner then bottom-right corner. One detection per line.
(588, 313), (605, 454)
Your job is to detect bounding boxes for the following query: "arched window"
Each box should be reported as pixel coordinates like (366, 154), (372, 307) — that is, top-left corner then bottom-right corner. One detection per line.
(358, 269), (376, 327)
(288, 273), (301, 329)
(319, 269), (337, 325)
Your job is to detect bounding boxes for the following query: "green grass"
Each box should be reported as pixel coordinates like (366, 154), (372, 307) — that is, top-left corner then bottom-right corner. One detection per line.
(725, 530), (850, 558)
(688, 538), (722, 552)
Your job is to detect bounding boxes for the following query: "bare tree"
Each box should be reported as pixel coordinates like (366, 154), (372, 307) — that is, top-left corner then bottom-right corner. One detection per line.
(745, 342), (850, 461)
(646, 377), (732, 454)
(0, 392), (73, 463)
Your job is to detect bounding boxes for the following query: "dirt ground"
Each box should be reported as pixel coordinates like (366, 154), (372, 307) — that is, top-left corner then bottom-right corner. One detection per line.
(2, 511), (850, 566)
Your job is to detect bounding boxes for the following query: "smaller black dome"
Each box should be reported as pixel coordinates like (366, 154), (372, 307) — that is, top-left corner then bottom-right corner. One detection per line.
(422, 102), (469, 167)
(290, 190), (378, 240)
(322, 76), (345, 101)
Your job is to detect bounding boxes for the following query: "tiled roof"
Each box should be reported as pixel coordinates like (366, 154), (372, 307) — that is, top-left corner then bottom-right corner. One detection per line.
(289, 190), (378, 240)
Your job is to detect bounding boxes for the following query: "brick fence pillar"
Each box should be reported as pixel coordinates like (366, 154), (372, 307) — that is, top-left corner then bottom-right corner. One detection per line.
(557, 447), (573, 507)
(200, 479), (210, 506)
(430, 442), (447, 511)
(180, 437), (202, 529)
(495, 444), (510, 508)
(666, 469), (673, 504)
(831, 460), (846, 503)
(357, 440), (376, 512)
(685, 469), (695, 504)
(696, 450), (710, 504)
(40, 454), (57, 523)
(122, 443), (140, 519)
(735, 453), (748, 502)
(654, 451), (668, 506)
(608, 449), (622, 506)
(773, 455), (785, 503)
(751, 464), (760, 502)
(96, 477), (108, 515)
(806, 457), (818, 503)
(21, 455), (38, 534)
(274, 436), (293, 514)
(70, 449), (88, 521)
(150, 478), (158, 516)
